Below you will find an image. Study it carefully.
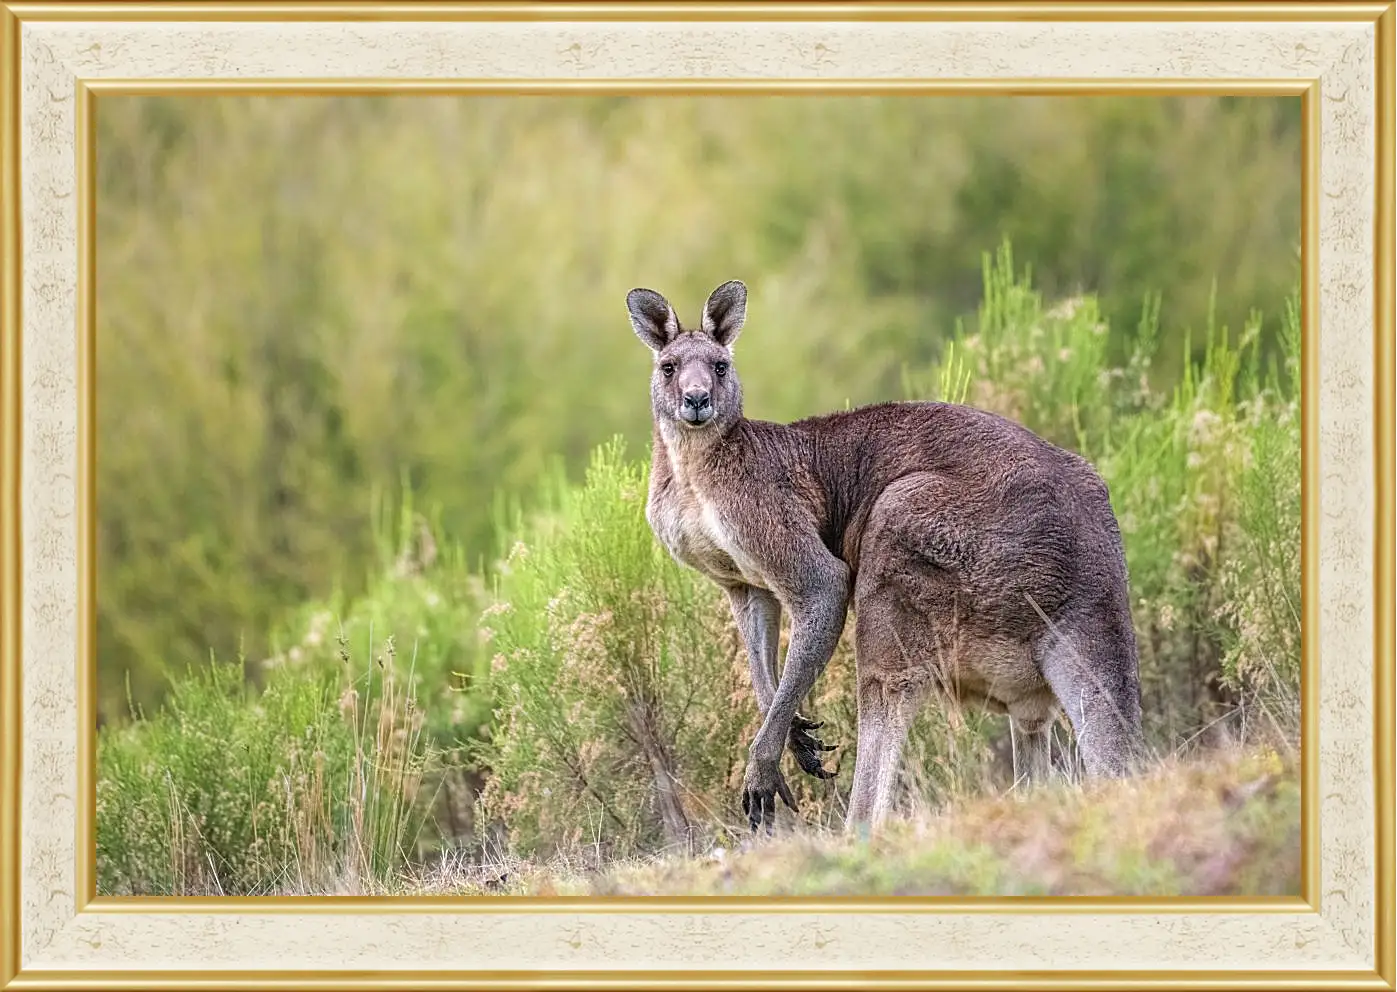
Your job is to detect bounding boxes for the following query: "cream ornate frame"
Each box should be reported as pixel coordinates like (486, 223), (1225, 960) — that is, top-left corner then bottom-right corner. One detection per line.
(0, 2), (1391, 989)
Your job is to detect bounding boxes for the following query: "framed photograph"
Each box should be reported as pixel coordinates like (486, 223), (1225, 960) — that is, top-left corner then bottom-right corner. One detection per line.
(1, 1), (1391, 987)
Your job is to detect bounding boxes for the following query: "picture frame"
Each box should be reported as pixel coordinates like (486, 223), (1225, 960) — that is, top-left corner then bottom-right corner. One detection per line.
(0, 1), (1391, 987)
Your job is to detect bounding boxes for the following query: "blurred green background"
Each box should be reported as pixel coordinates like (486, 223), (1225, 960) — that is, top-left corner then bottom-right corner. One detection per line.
(95, 93), (1301, 727)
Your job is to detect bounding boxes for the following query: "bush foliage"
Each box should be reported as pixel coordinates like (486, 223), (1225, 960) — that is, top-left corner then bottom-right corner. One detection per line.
(94, 95), (1300, 722)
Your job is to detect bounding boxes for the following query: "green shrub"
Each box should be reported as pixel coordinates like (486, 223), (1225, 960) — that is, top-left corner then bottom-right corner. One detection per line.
(470, 440), (753, 858)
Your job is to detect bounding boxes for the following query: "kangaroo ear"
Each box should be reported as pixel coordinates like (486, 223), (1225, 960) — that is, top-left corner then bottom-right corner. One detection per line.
(701, 280), (747, 348)
(626, 288), (680, 352)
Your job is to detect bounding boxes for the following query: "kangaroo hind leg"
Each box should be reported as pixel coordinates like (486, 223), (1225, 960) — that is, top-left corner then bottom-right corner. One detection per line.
(847, 667), (920, 830)
(846, 477), (959, 830)
(845, 598), (931, 831)
(1034, 610), (1144, 779)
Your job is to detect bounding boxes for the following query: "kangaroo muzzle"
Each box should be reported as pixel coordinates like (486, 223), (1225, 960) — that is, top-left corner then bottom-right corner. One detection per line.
(680, 388), (714, 425)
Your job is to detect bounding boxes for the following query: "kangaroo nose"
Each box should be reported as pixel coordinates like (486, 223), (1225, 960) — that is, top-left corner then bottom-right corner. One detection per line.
(683, 389), (711, 410)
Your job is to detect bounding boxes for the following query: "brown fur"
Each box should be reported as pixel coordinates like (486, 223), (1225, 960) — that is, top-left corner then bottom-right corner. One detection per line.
(627, 281), (1145, 831)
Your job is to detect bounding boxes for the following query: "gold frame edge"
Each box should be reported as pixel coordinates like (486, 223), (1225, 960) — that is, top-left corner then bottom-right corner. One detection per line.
(4, 966), (1396, 992)
(1, 2), (23, 988)
(3, 2), (1395, 22)
(0, 1), (1386, 989)
(1373, 3), (1396, 987)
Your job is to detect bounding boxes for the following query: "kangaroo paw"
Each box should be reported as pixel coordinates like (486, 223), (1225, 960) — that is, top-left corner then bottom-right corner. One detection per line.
(742, 756), (797, 832)
(789, 723), (838, 779)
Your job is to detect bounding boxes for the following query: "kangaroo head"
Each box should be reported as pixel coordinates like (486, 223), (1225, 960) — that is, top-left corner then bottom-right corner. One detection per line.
(626, 280), (747, 437)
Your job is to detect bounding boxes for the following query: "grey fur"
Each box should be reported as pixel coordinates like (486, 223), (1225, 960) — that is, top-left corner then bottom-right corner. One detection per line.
(628, 281), (1145, 831)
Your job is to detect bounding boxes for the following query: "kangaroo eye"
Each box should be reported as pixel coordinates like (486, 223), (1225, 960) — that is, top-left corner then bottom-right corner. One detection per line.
(660, 362), (675, 378)
(714, 362), (729, 377)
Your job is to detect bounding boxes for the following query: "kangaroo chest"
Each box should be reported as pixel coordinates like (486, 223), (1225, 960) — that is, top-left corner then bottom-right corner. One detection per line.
(648, 462), (767, 589)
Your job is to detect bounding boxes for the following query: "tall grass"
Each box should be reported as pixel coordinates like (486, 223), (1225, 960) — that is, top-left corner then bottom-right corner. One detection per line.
(97, 628), (436, 895)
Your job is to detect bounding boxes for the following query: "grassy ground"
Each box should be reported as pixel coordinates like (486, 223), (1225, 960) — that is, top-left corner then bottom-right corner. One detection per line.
(413, 747), (1298, 898)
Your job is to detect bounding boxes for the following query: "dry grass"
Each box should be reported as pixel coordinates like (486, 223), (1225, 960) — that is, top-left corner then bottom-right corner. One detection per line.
(410, 747), (1298, 899)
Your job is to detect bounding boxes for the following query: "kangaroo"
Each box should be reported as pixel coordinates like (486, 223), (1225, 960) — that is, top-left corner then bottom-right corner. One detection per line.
(628, 280), (1145, 831)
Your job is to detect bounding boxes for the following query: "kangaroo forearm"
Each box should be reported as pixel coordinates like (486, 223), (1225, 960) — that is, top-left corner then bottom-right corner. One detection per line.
(751, 608), (846, 761)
